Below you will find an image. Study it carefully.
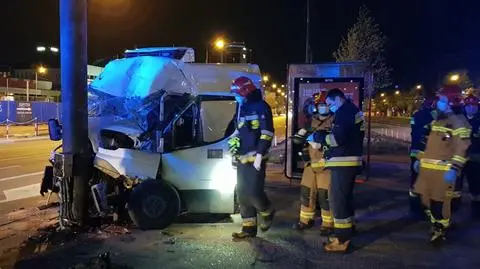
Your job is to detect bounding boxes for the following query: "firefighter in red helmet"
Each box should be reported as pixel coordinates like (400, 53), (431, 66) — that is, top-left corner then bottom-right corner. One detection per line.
(228, 76), (276, 240)
(413, 85), (471, 245)
(291, 91), (335, 235)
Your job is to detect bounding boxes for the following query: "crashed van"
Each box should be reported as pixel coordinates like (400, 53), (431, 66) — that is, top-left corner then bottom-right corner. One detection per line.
(46, 47), (264, 229)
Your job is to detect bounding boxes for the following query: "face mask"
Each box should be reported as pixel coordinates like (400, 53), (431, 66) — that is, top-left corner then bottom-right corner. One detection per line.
(318, 105), (329, 115)
(329, 104), (338, 113)
(436, 100), (448, 112)
(235, 96), (244, 104)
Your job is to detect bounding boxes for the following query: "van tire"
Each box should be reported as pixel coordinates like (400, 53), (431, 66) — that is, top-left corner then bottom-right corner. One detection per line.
(127, 180), (180, 230)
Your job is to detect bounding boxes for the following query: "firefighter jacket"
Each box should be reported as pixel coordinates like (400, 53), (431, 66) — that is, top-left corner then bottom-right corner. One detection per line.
(466, 112), (480, 161)
(233, 100), (275, 163)
(419, 112), (471, 172)
(304, 116), (334, 169)
(410, 108), (435, 158)
(313, 100), (364, 167)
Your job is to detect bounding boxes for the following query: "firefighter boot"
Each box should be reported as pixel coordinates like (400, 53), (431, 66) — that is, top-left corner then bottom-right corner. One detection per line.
(260, 209), (276, 232)
(429, 223), (446, 247)
(471, 201), (480, 219)
(292, 219), (314, 231)
(233, 218), (257, 241)
(323, 236), (351, 253)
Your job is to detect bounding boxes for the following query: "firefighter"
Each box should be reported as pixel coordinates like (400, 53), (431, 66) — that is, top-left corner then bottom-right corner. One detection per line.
(313, 88), (364, 252)
(413, 85), (471, 245)
(291, 92), (335, 236)
(409, 97), (436, 218)
(463, 94), (480, 218)
(228, 76), (276, 240)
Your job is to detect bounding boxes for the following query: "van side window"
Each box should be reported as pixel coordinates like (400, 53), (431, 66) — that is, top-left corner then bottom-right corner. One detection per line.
(172, 104), (199, 149)
(199, 99), (237, 143)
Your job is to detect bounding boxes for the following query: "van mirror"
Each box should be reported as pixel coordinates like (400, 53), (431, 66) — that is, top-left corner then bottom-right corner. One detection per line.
(48, 119), (62, 141)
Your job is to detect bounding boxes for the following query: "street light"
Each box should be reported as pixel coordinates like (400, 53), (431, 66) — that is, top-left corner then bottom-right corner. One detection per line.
(277, 89), (281, 93)
(36, 46), (46, 52)
(281, 84), (285, 88)
(450, 74), (460, 82)
(50, 46), (59, 53)
(214, 38), (226, 63)
(416, 84), (422, 90)
(395, 90), (400, 95)
(380, 93), (385, 97)
(263, 75), (269, 82)
(34, 66), (47, 101)
(272, 84), (277, 89)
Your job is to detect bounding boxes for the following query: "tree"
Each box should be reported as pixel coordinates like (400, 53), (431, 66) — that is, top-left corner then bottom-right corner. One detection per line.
(333, 5), (392, 92)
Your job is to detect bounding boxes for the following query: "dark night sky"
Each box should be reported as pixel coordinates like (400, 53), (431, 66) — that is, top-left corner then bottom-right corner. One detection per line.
(1, 0), (479, 89)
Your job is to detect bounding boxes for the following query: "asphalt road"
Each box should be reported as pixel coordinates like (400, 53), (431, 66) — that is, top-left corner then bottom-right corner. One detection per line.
(0, 139), (60, 215)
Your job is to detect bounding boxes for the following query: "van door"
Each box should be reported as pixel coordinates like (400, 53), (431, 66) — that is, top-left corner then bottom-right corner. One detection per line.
(160, 95), (238, 213)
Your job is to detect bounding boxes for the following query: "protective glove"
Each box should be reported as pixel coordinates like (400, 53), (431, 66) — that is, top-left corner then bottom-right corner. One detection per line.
(297, 128), (308, 136)
(413, 160), (420, 173)
(443, 168), (457, 184)
(253, 153), (263, 171)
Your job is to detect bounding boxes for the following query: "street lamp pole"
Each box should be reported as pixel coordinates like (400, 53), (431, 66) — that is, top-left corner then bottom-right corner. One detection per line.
(60, 0), (89, 226)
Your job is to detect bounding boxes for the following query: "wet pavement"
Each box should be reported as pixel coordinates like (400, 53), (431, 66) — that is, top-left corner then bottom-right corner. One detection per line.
(3, 160), (480, 269)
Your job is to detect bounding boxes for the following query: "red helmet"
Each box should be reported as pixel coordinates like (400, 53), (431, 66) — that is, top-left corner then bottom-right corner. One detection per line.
(231, 77), (257, 97)
(313, 91), (327, 105)
(437, 85), (463, 106)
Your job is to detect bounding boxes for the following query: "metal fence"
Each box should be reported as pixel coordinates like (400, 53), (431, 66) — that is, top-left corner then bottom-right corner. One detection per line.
(0, 101), (61, 123)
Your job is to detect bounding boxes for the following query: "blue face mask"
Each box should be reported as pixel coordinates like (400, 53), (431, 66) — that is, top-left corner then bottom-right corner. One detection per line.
(436, 100), (448, 112)
(329, 104), (338, 113)
(235, 96), (244, 104)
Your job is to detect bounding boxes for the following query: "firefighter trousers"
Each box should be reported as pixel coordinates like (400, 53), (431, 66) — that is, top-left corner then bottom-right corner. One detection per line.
(414, 167), (462, 229)
(329, 166), (357, 242)
(299, 164), (333, 228)
(462, 161), (480, 216)
(236, 161), (273, 235)
(409, 157), (423, 214)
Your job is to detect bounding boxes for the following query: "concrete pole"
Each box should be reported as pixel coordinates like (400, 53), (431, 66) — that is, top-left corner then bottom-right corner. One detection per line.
(60, 0), (89, 226)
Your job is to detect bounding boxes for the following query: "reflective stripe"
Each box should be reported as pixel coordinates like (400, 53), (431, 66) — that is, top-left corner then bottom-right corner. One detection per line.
(431, 125), (452, 133)
(245, 115), (259, 121)
(436, 218), (450, 228)
(261, 130), (274, 136)
(242, 217), (257, 227)
(410, 149), (423, 157)
(326, 156), (362, 167)
(326, 134), (338, 147)
(300, 211), (315, 219)
(238, 121), (245, 128)
(311, 160), (326, 168)
(334, 217), (353, 223)
(322, 215), (334, 223)
(424, 209), (435, 223)
(445, 191), (461, 198)
(420, 162), (451, 171)
(260, 209), (273, 217)
(334, 217), (353, 229)
(260, 134), (273, 141)
(452, 127), (470, 137)
(452, 155), (467, 164)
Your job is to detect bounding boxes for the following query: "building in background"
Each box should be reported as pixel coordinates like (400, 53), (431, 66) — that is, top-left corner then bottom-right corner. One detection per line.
(225, 42), (252, 64)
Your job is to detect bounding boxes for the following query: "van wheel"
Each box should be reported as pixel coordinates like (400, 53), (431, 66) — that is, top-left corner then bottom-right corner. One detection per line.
(127, 180), (180, 230)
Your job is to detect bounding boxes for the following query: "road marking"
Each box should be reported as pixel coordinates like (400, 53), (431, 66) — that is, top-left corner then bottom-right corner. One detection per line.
(0, 165), (20, 170)
(0, 155), (46, 162)
(0, 171), (43, 182)
(0, 183), (41, 203)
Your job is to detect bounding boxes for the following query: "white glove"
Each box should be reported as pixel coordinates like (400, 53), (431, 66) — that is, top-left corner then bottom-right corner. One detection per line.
(253, 153), (263, 171)
(413, 160), (420, 173)
(297, 128), (308, 136)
